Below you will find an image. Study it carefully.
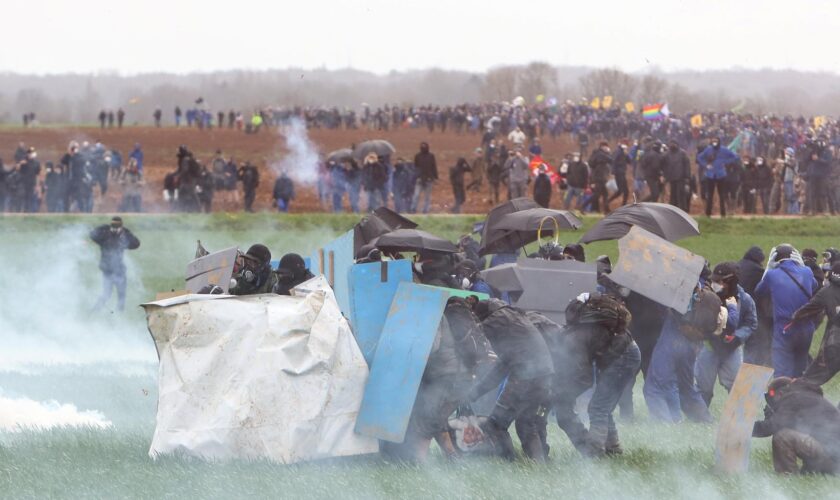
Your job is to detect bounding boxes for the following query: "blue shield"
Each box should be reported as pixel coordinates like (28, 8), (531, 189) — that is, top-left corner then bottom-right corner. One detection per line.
(309, 230), (354, 317)
(355, 282), (449, 442)
(348, 260), (414, 365)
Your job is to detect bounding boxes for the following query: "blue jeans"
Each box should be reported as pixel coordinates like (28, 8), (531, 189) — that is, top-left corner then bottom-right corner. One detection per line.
(93, 272), (127, 312)
(564, 187), (585, 209)
(587, 342), (641, 451)
(412, 181), (433, 213)
(366, 187), (388, 211)
(773, 330), (815, 378)
(694, 345), (742, 405)
(643, 317), (712, 423)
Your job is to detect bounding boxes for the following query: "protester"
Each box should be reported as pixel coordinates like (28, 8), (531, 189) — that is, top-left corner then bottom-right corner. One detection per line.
(753, 377), (840, 475)
(237, 161), (260, 213)
(503, 148), (529, 200)
(272, 172), (295, 212)
(663, 140), (691, 212)
(411, 142), (437, 214)
(754, 244), (820, 377)
(586, 142), (612, 213)
(449, 157), (470, 213)
(533, 164), (552, 208)
(698, 137), (739, 217)
(229, 244), (277, 295)
(89, 217), (140, 312)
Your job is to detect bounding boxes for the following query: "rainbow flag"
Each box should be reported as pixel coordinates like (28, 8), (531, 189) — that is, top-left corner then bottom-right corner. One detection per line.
(642, 103), (669, 120)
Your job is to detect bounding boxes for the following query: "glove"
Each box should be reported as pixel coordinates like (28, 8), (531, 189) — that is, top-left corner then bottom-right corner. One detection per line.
(725, 296), (738, 307)
(766, 246), (779, 270)
(790, 249), (805, 267)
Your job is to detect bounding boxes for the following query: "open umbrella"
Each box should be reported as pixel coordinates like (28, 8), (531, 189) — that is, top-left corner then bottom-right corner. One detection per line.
(492, 208), (582, 248)
(353, 140), (396, 160)
(579, 202), (699, 244)
(478, 197), (540, 256)
(375, 229), (458, 254)
(327, 148), (353, 163)
(352, 207), (418, 257)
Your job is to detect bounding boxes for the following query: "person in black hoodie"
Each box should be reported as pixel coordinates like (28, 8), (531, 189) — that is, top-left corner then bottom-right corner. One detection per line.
(449, 157), (470, 213)
(533, 163), (552, 208)
(468, 299), (554, 461)
(641, 141), (664, 202)
(753, 377), (840, 474)
(742, 158), (760, 214)
(739, 246), (772, 367)
(608, 143), (631, 207)
(412, 142), (437, 213)
(586, 142), (612, 213)
(663, 141), (691, 212)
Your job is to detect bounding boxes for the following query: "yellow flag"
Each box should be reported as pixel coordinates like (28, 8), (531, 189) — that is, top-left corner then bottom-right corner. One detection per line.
(590, 97), (601, 109)
(691, 114), (703, 128)
(815, 116), (827, 129)
(602, 95), (613, 108)
(624, 102), (635, 113)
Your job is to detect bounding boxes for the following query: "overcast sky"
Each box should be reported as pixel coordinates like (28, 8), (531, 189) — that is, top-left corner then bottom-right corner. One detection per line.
(5, 0), (839, 75)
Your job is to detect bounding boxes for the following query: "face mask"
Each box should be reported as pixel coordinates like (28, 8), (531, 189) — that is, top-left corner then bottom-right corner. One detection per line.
(618, 286), (631, 298)
(461, 277), (472, 290)
(413, 262), (424, 274)
(711, 282), (725, 294)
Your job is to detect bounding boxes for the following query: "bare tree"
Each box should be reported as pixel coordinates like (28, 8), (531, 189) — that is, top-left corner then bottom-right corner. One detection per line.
(578, 68), (637, 103)
(637, 74), (670, 105)
(482, 66), (518, 101)
(517, 62), (557, 103)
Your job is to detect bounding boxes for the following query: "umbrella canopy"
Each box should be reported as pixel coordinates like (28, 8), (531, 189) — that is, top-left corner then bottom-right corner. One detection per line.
(326, 148), (353, 164)
(353, 140), (396, 160)
(493, 208), (582, 249)
(352, 208), (418, 257)
(579, 202), (700, 244)
(375, 229), (458, 254)
(478, 197), (540, 256)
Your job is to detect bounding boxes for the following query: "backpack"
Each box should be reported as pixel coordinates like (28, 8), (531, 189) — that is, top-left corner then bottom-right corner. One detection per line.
(678, 286), (723, 342)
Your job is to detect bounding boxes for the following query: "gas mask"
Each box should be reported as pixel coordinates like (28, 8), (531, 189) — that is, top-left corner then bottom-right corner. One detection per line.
(830, 272), (840, 287)
(461, 277), (472, 290)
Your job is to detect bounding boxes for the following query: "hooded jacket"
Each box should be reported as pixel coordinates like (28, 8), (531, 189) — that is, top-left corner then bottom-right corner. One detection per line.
(413, 143), (438, 183)
(753, 381), (840, 459)
(662, 149), (691, 182)
(738, 246), (766, 296)
(755, 260), (819, 337)
(697, 144), (739, 180)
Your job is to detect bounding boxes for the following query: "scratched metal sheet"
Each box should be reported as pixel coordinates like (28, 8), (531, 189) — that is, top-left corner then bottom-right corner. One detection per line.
(609, 226), (705, 314)
(185, 247), (238, 293)
(354, 282), (449, 442)
(714, 363), (774, 474)
(348, 260), (414, 366)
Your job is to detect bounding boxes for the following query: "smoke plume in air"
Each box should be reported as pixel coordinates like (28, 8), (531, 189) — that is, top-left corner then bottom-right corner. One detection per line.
(274, 117), (321, 186)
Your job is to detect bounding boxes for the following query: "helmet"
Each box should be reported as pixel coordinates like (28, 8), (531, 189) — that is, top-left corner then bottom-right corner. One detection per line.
(774, 244), (796, 262)
(245, 244), (271, 265)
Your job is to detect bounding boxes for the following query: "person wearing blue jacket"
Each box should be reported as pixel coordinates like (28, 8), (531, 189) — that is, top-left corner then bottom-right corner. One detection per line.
(754, 244), (820, 377)
(129, 143), (144, 174)
(697, 137), (739, 217)
(694, 262), (757, 406)
(643, 275), (716, 424)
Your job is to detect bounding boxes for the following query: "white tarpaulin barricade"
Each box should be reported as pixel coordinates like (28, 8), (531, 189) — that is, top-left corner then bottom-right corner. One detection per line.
(142, 277), (378, 464)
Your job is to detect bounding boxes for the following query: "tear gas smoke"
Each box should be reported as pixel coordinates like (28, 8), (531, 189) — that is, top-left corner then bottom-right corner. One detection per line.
(0, 393), (112, 431)
(273, 117), (321, 186)
(0, 224), (157, 373)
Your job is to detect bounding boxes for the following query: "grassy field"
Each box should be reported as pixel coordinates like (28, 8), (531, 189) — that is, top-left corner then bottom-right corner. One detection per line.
(2, 213), (840, 498)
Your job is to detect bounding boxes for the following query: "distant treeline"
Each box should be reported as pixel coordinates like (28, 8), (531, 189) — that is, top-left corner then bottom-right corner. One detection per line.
(2, 64), (839, 124)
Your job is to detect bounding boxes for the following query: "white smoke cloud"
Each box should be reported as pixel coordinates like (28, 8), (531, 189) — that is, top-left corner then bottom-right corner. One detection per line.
(0, 394), (112, 431)
(0, 224), (157, 373)
(273, 117), (321, 186)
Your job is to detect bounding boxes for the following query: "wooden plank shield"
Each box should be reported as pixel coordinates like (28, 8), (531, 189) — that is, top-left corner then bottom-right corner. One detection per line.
(355, 282), (449, 442)
(714, 363), (775, 474)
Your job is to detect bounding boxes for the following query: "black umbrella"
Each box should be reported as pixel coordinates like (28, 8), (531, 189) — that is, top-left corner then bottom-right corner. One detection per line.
(353, 139), (396, 160)
(375, 229), (458, 254)
(492, 208), (582, 249)
(326, 148), (353, 163)
(353, 208), (418, 257)
(478, 197), (540, 256)
(579, 202), (700, 244)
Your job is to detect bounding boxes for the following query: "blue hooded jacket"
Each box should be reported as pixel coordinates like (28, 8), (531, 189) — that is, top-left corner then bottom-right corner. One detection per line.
(755, 260), (819, 337)
(697, 144), (739, 180)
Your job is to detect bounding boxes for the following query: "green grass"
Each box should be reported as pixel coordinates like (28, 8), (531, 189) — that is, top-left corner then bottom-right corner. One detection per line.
(2, 213), (840, 498)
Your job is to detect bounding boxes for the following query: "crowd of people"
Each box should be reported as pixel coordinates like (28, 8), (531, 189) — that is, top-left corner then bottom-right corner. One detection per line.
(155, 217), (840, 473)
(5, 99), (840, 216)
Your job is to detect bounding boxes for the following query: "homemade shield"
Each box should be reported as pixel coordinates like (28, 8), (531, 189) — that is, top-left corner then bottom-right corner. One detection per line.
(184, 246), (238, 293)
(355, 282), (450, 442)
(714, 363), (774, 474)
(348, 260), (414, 365)
(481, 258), (598, 325)
(608, 226), (704, 314)
(310, 230), (355, 317)
(142, 279), (378, 464)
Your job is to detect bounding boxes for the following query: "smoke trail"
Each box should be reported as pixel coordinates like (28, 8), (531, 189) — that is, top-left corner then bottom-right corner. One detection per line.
(273, 117), (321, 186)
(0, 393), (112, 431)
